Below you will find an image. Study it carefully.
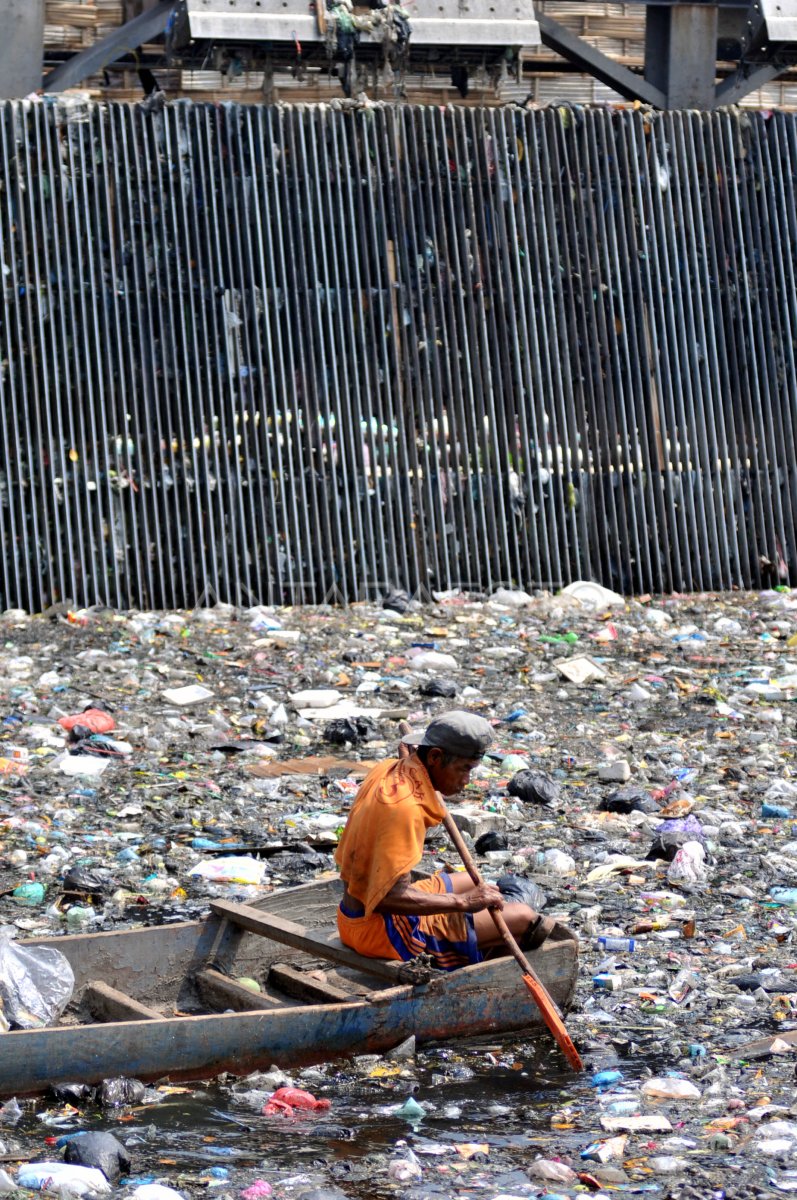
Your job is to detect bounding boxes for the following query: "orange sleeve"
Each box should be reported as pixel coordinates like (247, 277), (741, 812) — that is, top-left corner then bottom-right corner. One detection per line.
(334, 755), (444, 916)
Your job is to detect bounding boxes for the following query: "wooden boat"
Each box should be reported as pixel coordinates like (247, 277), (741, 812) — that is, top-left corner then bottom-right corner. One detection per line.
(0, 877), (578, 1098)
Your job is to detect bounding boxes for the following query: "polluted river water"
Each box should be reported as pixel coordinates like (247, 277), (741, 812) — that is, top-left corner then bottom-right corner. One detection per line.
(3, 587), (797, 1198)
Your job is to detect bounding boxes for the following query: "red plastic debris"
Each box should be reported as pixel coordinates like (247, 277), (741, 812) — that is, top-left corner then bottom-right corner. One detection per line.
(262, 1087), (331, 1117)
(58, 709), (116, 734)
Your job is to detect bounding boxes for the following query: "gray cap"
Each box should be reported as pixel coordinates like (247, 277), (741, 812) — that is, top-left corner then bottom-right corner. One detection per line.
(403, 710), (494, 759)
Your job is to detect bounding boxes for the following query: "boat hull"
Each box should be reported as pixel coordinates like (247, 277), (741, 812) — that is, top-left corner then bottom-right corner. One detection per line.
(0, 880), (578, 1097)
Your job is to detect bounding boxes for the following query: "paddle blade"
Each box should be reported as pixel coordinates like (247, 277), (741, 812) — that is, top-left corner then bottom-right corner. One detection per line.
(522, 973), (584, 1072)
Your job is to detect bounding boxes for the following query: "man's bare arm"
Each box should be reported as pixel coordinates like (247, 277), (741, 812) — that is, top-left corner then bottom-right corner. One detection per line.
(375, 873), (504, 915)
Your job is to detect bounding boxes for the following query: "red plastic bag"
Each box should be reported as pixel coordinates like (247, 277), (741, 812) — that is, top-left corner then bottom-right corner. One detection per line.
(58, 709), (116, 734)
(262, 1087), (331, 1116)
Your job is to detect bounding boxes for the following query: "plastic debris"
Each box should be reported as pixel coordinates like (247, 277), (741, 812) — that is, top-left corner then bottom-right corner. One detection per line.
(63, 1132), (131, 1182)
(0, 932), (74, 1028)
(262, 1087), (331, 1116)
(2, 590), (797, 1196)
(17, 1163), (111, 1196)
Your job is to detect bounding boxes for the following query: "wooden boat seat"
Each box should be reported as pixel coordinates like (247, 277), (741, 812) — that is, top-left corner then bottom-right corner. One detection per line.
(195, 969), (292, 1012)
(86, 981), (162, 1022)
(211, 900), (433, 985)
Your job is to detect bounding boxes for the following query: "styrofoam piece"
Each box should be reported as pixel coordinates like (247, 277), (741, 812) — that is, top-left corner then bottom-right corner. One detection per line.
(58, 756), (111, 777)
(162, 685), (215, 706)
(554, 656), (607, 684)
(289, 689), (343, 709)
(297, 701), (383, 721)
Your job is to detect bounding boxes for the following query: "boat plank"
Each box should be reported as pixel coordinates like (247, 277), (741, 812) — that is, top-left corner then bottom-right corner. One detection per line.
(195, 969), (290, 1012)
(86, 981), (162, 1022)
(210, 900), (423, 983)
(269, 963), (356, 1004)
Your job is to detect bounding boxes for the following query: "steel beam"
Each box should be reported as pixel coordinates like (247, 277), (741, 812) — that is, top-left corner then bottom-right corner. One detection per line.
(645, 3), (719, 108)
(0, 0), (44, 99)
(41, 1), (174, 92)
(537, 12), (666, 106)
(715, 55), (794, 102)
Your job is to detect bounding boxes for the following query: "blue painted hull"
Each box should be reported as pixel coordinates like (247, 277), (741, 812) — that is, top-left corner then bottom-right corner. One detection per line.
(0, 884), (578, 1097)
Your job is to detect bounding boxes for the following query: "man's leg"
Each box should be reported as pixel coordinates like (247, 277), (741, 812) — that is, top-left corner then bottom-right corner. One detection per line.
(473, 902), (539, 947)
(445, 873), (558, 950)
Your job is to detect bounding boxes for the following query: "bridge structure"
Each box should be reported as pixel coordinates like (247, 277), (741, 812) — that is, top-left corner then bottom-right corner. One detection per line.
(3, 0), (797, 108)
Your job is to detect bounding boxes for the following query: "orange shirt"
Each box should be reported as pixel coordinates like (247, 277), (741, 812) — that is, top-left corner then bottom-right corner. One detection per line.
(334, 754), (444, 917)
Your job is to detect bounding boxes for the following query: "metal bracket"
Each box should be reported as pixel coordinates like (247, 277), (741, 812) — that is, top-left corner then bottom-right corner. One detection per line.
(714, 52), (795, 101)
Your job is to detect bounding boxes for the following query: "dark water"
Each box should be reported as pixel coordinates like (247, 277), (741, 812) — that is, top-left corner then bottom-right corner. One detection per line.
(4, 1041), (602, 1199)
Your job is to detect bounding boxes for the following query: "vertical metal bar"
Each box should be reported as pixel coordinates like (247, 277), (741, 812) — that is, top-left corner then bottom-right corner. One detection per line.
(254, 106), (316, 606)
(633, 114), (694, 591)
(181, 103), (234, 606)
(219, 103), (277, 605)
(529, 110), (585, 586)
(159, 103), (217, 607)
(444, 108), (505, 590)
(714, 111), (777, 588)
(769, 114), (797, 581)
(51, 108), (103, 608)
(464, 108), (526, 589)
(541, 109), (607, 589)
(73, 110), (124, 607)
(244, 105), (305, 606)
(742, 114), (797, 581)
(121, 106), (174, 608)
(106, 105), (157, 609)
(601, 112), (667, 595)
(588, 111), (654, 594)
(675, 112), (739, 589)
(370, 107), (421, 597)
(288, 108), (350, 601)
(2, 105), (46, 610)
(19, 104), (66, 608)
(199, 104), (253, 605)
(304, 107), (366, 600)
(325, 111), (382, 598)
(93, 105), (139, 609)
(0, 104), (26, 609)
(691, 112), (748, 589)
(138, 107), (193, 607)
(394, 106), (453, 595)
(411, 107), (474, 592)
(268, 105), (332, 604)
(656, 112), (718, 591)
(153, 103), (205, 608)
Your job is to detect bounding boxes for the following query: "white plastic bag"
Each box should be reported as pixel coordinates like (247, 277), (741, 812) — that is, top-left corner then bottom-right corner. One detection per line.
(0, 932), (74, 1029)
(408, 652), (459, 673)
(667, 841), (708, 884)
(187, 856), (267, 886)
(17, 1163), (110, 1196)
(132, 1186), (187, 1200)
(641, 1077), (701, 1100)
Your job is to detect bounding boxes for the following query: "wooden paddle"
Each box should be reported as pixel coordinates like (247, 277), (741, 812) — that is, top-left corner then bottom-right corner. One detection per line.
(397, 721), (583, 1071)
(441, 808), (583, 1071)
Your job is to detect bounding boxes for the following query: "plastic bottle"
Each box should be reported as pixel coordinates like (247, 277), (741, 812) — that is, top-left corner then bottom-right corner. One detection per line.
(596, 936), (636, 953)
(633, 916), (671, 933)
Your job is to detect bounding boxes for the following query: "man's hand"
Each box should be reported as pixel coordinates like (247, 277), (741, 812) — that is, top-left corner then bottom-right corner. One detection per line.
(398, 720), (412, 760)
(459, 883), (505, 913)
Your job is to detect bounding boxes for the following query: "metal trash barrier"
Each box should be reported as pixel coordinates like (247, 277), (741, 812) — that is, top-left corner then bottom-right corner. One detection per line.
(1, 100), (796, 610)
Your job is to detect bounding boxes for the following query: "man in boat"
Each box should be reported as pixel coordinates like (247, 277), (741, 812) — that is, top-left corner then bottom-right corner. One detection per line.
(335, 711), (559, 972)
